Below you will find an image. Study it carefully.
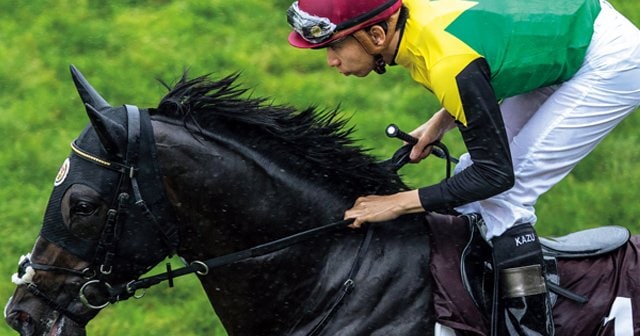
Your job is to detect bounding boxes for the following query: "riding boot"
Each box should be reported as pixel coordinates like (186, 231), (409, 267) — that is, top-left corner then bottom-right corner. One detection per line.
(491, 223), (554, 336)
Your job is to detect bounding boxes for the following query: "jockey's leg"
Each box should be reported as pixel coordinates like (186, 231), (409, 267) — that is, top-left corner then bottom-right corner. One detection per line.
(455, 2), (639, 335)
(491, 223), (553, 336)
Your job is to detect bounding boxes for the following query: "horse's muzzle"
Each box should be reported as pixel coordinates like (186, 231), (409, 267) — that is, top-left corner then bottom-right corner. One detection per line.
(4, 301), (36, 336)
(5, 296), (87, 336)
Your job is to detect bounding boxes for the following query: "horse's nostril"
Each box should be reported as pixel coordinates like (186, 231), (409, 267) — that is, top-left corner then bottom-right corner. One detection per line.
(5, 309), (35, 335)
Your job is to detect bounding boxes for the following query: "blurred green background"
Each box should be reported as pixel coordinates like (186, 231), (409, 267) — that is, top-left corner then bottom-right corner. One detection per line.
(1, 1), (638, 335)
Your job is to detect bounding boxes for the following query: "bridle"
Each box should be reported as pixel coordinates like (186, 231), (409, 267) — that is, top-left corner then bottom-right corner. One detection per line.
(13, 104), (179, 325)
(13, 104), (374, 334)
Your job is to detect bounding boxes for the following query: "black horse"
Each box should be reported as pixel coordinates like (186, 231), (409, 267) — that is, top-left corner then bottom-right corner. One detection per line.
(5, 67), (640, 336)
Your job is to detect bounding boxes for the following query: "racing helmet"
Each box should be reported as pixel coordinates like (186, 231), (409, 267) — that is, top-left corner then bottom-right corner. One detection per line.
(287, 0), (403, 49)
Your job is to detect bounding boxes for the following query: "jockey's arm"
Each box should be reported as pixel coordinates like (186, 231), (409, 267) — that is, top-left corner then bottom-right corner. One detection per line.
(345, 58), (514, 226)
(417, 58), (514, 212)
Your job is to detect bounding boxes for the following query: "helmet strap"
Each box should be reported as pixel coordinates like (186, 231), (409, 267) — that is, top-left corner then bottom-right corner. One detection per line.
(351, 10), (400, 75)
(352, 29), (385, 55)
(373, 54), (387, 74)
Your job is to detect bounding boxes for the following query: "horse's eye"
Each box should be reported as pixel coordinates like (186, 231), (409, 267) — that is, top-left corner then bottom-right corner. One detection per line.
(72, 202), (97, 216)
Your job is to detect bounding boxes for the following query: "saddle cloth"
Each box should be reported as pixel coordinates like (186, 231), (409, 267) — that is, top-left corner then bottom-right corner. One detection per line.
(426, 212), (640, 336)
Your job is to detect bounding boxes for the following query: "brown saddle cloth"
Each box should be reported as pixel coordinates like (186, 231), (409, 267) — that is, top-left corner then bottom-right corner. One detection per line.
(425, 212), (640, 336)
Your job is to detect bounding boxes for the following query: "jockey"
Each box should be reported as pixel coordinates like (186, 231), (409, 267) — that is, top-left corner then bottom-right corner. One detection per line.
(287, 0), (640, 335)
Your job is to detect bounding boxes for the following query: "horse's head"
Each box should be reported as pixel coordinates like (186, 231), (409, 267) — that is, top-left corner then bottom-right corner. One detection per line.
(5, 66), (179, 335)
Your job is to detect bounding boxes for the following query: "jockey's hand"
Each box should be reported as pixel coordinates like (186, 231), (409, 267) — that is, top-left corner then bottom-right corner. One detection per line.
(344, 190), (425, 228)
(409, 128), (437, 162)
(409, 109), (455, 162)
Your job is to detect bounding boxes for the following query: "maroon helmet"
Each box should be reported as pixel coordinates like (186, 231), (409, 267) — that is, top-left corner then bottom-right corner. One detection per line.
(287, 0), (403, 49)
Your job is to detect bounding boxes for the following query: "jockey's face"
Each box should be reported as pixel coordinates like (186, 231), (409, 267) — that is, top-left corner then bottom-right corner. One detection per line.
(325, 36), (375, 77)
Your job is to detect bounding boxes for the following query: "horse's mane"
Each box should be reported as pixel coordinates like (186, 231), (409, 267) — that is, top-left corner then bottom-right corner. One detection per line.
(150, 73), (407, 196)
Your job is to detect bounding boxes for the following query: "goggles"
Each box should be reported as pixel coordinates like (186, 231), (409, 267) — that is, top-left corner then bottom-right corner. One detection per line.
(287, 1), (337, 44)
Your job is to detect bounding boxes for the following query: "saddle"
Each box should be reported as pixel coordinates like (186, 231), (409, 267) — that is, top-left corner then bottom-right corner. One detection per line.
(460, 213), (631, 317)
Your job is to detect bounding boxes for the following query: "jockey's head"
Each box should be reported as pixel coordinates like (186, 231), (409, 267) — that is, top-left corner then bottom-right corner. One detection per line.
(287, 0), (403, 74)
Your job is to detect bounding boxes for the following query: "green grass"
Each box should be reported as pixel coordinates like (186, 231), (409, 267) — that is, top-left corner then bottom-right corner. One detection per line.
(1, 1), (638, 335)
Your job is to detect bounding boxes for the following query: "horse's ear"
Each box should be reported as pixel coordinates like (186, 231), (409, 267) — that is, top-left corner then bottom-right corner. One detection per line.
(86, 103), (126, 156)
(70, 65), (124, 156)
(69, 65), (111, 111)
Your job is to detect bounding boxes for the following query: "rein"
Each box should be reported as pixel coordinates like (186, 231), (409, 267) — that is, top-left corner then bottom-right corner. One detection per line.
(122, 218), (356, 294)
(116, 218), (373, 336)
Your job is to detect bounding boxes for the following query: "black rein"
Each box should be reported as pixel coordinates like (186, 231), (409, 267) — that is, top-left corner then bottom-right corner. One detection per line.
(119, 218), (357, 297)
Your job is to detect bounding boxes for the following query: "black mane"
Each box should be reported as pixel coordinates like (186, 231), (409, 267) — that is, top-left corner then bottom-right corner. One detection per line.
(151, 73), (407, 196)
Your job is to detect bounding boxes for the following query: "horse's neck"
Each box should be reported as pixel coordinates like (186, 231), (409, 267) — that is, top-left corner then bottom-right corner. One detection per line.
(153, 122), (350, 328)
(154, 122), (346, 250)
(153, 121), (435, 335)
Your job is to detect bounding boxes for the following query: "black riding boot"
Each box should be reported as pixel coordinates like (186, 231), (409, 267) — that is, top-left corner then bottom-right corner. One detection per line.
(491, 224), (554, 336)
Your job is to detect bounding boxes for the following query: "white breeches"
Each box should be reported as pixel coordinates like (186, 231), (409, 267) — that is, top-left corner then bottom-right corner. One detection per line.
(455, 0), (640, 240)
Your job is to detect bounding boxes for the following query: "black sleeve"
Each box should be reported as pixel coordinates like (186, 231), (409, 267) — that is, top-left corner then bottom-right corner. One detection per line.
(418, 58), (514, 211)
